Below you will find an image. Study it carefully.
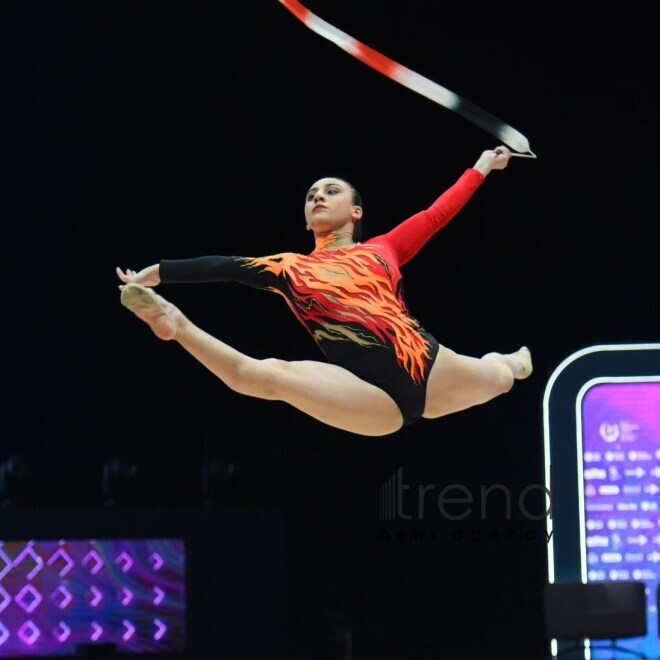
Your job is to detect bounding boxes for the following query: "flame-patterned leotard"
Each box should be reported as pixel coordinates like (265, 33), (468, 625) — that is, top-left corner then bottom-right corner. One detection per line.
(160, 168), (485, 426)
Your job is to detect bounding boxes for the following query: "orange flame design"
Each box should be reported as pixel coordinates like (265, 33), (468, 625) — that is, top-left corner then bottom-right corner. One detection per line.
(243, 246), (432, 383)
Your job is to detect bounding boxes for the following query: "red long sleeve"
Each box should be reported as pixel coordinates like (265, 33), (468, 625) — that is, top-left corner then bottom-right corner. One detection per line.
(368, 168), (485, 266)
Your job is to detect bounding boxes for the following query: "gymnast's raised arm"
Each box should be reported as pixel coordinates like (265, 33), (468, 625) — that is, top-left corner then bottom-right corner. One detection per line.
(373, 146), (512, 266)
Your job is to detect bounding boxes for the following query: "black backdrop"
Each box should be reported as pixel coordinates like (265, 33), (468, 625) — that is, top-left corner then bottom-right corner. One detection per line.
(2, 2), (657, 659)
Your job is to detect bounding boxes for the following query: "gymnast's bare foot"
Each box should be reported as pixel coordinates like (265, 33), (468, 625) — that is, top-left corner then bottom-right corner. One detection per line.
(514, 346), (533, 380)
(482, 346), (533, 380)
(120, 283), (181, 341)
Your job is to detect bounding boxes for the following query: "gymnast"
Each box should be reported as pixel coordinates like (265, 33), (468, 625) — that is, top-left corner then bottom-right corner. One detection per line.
(117, 145), (532, 437)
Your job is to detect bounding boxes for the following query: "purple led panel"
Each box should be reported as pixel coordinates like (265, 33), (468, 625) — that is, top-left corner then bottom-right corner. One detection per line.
(0, 538), (185, 657)
(582, 380), (660, 659)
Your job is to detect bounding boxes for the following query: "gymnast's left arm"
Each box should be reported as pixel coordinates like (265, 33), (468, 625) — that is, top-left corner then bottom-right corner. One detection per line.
(377, 146), (511, 266)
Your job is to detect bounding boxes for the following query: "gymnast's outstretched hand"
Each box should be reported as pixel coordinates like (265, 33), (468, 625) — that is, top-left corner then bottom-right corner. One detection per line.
(116, 264), (161, 290)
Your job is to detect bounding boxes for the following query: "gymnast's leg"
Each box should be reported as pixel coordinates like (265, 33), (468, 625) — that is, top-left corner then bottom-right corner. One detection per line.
(422, 344), (532, 419)
(120, 284), (403, 436)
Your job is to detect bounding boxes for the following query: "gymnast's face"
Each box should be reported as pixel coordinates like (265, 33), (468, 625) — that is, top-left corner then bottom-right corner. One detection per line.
(305, 178), (362, 233)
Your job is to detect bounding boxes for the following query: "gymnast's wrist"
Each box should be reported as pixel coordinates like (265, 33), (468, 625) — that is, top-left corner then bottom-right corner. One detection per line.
(472, 157), (493, 177)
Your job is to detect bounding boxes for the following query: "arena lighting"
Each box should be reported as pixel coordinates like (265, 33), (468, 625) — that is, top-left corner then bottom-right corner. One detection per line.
(543, 343), (660, 659)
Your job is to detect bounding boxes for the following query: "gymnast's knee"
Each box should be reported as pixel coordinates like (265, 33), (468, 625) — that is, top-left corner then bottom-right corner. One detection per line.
(233, 357), (289, 399)
(484, 359), (514, 394)
(497, 369), (514, 394)
(480, 354), (514, 394)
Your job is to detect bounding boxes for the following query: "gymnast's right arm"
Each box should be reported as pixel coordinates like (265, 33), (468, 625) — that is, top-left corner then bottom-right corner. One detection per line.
(116, 255), (283, 291)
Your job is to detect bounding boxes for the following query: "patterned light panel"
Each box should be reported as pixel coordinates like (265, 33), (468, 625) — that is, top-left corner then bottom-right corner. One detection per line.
(0, 538), (185, 657)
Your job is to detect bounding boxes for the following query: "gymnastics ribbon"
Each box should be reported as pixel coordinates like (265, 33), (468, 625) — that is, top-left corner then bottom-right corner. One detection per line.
(278, 0), (536, 157)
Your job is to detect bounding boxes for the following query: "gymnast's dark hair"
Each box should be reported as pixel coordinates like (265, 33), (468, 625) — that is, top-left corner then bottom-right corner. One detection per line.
(335, 178), (363, 242)
(350, 183), (363, 242)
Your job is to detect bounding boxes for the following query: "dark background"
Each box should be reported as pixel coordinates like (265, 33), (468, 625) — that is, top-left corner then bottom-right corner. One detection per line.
(2, 1), (657, 659)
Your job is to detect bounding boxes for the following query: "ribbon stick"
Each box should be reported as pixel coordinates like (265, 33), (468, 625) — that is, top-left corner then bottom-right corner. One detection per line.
(278, 0), (536, 157)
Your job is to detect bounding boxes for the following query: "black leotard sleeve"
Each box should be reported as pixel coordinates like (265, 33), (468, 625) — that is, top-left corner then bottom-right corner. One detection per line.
(159, 255), (284, 292)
